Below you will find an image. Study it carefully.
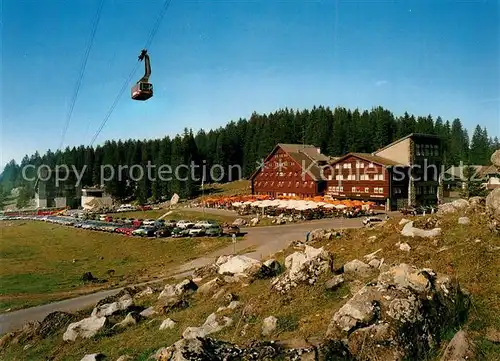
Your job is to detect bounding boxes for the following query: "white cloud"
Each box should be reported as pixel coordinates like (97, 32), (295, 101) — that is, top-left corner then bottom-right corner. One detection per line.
(375, 80), (388, 86)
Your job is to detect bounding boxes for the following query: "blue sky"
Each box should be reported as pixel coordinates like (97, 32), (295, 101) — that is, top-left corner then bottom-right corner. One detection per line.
(2, 0), (499, 167)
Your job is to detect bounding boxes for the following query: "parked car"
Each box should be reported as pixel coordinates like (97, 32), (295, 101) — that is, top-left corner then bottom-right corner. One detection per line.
(154, 219), (165, 228)
(176, 220), (195, 229)
(223, 225), (240, 236)
(188, 226), (206, 237)
(116, 204), (136, 212)
(143, 219), (156, 226)
(362, 216), (384, 227)
(205, 226), (222, 237)
(155, 227), (171, 238)
(195, 220), (217, 228)
(171, 227), (190, 238)
(116, 227), (136, 236)
(164, 219), (177, 227)
(132, 219), (143, 227)
(132, 227), (156, 237)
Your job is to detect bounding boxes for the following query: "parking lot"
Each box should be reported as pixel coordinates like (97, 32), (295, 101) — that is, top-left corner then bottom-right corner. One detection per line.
(0, 214), (241, 239)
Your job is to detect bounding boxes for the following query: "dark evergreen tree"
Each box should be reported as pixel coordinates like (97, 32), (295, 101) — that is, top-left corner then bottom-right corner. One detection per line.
(469, 126), (491, 165)
(449, 119), (469, 166)
(460, 165), (488, 198)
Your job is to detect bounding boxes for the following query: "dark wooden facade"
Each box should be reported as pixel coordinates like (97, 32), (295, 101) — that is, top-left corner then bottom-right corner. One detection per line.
(251, 145), (325, 198)
(323, 154), (393, 208)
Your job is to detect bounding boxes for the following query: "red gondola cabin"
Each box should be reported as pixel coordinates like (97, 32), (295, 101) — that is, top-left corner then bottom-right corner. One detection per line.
(131, 82), (153, 101)
(131, 49), (153, 101)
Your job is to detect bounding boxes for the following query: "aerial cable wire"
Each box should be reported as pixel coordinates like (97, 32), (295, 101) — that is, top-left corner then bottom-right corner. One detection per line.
(58, 0), (105, 150)
(88, 0), (173, 147)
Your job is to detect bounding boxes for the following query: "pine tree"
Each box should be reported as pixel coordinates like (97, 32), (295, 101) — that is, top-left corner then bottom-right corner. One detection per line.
(469, 125), (491, 165)
(449, 119), (469, 166)
(460, 165), (487, 198)
(0, 184), (5, 209)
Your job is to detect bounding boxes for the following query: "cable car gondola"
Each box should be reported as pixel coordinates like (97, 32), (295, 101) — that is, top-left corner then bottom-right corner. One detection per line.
(131, 49), (153, 101)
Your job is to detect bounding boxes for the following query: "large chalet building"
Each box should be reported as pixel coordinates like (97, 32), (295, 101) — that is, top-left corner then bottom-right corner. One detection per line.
(250, 144), (331, 198)
(250, 133), (443, 210)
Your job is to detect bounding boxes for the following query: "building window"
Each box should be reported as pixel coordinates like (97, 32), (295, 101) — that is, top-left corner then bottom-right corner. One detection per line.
(335, 164), (340, 169)
(360, 174), (369, 180)
(356, 162), (365, 168)
(336, 175), (344, 180)
(347, 174), (356, 180)
(374, 174), (385, 181)
(364, 187), (369, 193)
(373, 187), (384, 193)
(393, 187), (402, 194)
(288, 181), (292, 187)
(343, 163), (351, 169)
(309, 182), (313, 188)
(328, 175), (333, 180)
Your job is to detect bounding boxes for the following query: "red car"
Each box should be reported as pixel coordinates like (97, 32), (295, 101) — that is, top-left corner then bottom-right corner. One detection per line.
(115, 227), (136, 236)
(132, 219), (143, 227)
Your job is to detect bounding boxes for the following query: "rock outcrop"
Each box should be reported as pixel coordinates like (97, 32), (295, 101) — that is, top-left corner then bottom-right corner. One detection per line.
(63, 316), (107, 341)
(343, 259), (373, 278)
(437, 199), (470, 215)
(216, 255), (261, 275)
(261, 316), (278, 336)
(152, 337), (319, 361)
(271, 245), (333, 293)
(486, 188), (500, 234)
(401, 221), (442, 238)
(158, 279), (198, 300)
(91, 291), (133, 318)
(440, 330), (475, 361)
(325, 264), (470, 361)
(182, 313), (233, 340)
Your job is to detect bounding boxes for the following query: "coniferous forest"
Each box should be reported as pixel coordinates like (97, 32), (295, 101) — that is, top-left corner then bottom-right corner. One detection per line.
(1, 106), (498, 205)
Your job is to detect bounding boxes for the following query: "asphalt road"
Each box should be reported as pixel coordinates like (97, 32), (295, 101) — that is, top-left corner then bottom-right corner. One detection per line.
(0, 214), (364, 335)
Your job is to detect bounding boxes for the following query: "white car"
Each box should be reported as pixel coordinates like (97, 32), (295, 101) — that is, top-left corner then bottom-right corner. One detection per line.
(142, 219), (156, 226)
(116, 205), (135, 212)
(176, 220), (195, 229)
(194, 220), (216, 228)
(188, 226), (205, 236)
(362, 216), (383, 226)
